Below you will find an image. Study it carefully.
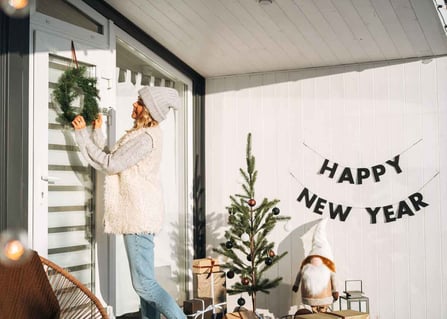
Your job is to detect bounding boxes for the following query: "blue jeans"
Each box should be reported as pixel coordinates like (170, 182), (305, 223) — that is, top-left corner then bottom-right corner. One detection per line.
(123, 233), (186, 319)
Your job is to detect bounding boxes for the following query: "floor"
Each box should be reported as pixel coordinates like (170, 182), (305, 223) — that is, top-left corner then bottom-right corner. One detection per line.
(116, 311), (140, 319)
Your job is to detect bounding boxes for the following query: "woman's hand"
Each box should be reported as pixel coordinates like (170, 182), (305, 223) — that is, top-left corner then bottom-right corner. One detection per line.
(92, 113), (102, 129)
(72, 115), (86, 130)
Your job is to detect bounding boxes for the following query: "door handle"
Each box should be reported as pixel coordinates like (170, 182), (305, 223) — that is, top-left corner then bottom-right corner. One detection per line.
(40, 176), (59, 185)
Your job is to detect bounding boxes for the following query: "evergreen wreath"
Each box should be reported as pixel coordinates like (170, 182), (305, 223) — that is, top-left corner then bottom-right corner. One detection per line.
(53, 66), (100, 126)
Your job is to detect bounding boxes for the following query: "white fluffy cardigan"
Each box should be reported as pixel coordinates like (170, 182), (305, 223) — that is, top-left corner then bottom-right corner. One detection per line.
(75, 126), (164, 234)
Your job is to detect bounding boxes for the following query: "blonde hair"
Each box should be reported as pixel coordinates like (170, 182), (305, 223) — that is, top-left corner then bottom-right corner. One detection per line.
(133, 105), (159, 129)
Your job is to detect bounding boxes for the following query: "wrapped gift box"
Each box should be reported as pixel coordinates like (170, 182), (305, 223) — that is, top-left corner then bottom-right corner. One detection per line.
(224, 310), (257, 319)
(294, 310), (369, 319)
(193, 258), (220, 274)
(332, 310), (369, 319)
(193, 270), (226, 314)
(183, 297), (213, 319)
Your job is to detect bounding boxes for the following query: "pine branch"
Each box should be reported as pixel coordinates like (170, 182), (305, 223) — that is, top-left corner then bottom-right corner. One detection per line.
(212, 133), (290, 311)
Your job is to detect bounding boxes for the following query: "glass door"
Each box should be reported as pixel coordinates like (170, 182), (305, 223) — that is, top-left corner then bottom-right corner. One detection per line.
(111, 31), (194, 316)
(32, 30), (114, 291)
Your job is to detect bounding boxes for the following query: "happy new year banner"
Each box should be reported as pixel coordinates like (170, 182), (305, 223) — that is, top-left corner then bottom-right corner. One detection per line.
(318, 155), (402, 184)
(293, 139), (438, 224)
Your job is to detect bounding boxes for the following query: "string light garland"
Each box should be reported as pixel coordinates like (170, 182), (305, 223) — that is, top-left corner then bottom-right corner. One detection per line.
(0, 0), (30, 17)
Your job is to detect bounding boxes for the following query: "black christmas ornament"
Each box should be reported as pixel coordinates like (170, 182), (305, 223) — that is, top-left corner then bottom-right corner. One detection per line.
(265, 257), (273, 265)
(227, 270), (235, 279)
(246, 254), (252, 262)
(248, 199), (256, 207)
(272, 207), (280, 215)
(225, 241), (233, 249)
(237, 297), (246, 306)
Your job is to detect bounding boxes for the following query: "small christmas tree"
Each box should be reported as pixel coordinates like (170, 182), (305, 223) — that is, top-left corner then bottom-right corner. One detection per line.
(213, 133), (290, 312)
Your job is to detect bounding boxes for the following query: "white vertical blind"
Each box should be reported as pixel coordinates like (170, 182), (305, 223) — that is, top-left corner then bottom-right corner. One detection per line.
(47, 56), (96, 289)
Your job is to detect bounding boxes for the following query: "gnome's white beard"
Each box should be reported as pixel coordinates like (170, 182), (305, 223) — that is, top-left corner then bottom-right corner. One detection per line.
(302, 263), (331, 295)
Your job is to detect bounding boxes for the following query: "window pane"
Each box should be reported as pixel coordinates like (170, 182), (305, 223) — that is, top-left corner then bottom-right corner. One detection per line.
(36, 0), (103, 34)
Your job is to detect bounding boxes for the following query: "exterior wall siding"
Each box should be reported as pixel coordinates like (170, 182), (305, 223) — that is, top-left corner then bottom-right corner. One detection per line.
(205, 57), (447, 319)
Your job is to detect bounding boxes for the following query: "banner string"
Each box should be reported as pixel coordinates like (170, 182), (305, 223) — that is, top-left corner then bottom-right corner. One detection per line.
(289, 170), (439, 209)
(303, 138), (423, 168)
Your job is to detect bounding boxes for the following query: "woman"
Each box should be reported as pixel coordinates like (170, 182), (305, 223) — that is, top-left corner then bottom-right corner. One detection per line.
(72, 86), (185, 319)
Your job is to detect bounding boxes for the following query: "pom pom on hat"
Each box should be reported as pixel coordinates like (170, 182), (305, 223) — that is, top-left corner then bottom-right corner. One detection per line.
(308, 218), (334, 263)
(138, 86), (180, 123)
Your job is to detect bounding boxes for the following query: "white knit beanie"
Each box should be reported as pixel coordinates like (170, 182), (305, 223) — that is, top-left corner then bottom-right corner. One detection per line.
(138, 86), (180, 123)
(308, 218), (334, 262)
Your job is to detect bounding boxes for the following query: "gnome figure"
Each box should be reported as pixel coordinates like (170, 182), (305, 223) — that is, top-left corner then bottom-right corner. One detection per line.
(292, 218), (339, 313)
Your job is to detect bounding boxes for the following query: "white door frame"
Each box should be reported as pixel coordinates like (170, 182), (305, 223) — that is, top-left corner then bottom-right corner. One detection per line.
(29, 7), (115, 309)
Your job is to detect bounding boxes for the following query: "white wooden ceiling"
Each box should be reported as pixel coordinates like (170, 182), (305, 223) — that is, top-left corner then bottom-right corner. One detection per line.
(104, 0), (447, 78)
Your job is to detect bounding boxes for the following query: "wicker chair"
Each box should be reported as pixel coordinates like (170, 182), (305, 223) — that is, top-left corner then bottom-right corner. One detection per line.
(0, 250), (60, 319)
(40, 256), (109, 319)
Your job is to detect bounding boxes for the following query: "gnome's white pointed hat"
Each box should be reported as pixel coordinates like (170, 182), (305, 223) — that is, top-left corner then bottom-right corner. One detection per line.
(308, 218), (334, 262)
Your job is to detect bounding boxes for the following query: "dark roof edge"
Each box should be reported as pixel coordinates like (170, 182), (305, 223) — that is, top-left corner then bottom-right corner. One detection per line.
(82, 0), (205, 91)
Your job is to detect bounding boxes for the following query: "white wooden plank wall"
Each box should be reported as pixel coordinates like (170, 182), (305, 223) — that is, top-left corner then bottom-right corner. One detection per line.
(205, 57), (447, 319)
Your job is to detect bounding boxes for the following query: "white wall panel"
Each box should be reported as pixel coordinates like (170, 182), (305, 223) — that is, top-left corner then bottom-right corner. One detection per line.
(437, 57), (447, 317)
(206, 57), (447, 319)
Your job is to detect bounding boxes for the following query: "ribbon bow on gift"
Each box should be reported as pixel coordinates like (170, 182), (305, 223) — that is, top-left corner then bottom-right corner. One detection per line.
(193, 258), (220, 278)
(186, 301), (227, 319)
